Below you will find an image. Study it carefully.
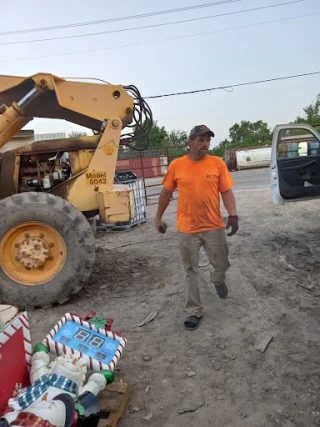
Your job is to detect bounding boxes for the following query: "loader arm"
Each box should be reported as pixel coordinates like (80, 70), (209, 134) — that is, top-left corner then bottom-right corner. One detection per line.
(0, 72), (139, 149)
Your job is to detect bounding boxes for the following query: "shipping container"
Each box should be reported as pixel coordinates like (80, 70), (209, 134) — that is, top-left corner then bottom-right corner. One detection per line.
(224, 149), (238, 171)
(116, 156), (165, 178)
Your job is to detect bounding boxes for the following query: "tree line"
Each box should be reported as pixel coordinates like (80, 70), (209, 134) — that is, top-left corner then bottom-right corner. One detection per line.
(68, 122), (188, 149)
(68, 93), (320, 158)
(211, 93), (320, 157)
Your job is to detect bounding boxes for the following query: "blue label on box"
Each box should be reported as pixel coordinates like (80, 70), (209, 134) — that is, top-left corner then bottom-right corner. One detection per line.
(52, 320), (119, 365)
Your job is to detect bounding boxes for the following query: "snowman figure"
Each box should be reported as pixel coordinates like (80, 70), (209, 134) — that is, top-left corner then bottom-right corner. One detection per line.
(0, 344), (114, 427)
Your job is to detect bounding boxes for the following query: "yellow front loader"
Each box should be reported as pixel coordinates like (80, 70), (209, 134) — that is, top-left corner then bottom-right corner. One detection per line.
(0, 73), (152, 308)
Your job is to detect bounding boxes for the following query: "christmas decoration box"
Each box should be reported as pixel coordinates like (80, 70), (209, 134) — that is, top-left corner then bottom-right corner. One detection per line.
(0, 305), (32, 413)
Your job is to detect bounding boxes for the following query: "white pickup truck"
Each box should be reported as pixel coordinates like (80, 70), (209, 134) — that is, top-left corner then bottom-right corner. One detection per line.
(271, 123), (320, 204)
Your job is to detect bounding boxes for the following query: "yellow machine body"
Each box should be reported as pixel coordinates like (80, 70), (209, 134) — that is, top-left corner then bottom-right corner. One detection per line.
(0, 73), (139, 223)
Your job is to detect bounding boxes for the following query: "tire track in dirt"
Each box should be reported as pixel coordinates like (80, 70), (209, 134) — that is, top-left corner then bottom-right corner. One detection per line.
(264, 231), (320, 310)
(230, 264), (279, 329)
(228, 225), (320, 334)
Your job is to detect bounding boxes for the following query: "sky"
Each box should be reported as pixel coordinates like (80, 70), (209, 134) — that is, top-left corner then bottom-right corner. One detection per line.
(0, 0), (319, 147)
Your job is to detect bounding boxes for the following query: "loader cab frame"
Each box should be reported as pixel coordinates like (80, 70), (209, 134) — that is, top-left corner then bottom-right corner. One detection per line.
(271, 123), (320, 204)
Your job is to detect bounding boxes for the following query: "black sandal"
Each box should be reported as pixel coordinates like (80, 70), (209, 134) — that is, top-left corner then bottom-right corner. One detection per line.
(184, 315), (201, 330)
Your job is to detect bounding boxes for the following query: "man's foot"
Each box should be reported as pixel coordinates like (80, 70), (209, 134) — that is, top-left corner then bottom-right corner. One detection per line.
(184, 315), (201, 330)
(215, 283), (228, 299)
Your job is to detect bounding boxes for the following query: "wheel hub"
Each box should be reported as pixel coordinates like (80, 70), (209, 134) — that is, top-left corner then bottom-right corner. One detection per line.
(0, 221), (66, 286)
(18, 237), (50, 269)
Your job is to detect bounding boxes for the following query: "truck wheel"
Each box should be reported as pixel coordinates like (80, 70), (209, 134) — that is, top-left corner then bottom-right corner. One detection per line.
(0, 192), (96, 309)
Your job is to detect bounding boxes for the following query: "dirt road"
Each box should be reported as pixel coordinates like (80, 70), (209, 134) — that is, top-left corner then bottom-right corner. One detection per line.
(232, 168), (270, 191)
(29, 189), (320, 427)
(146, 167), (270, 203)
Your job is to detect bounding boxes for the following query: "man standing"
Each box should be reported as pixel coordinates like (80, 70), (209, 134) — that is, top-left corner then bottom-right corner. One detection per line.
(155, 125), (238, 330)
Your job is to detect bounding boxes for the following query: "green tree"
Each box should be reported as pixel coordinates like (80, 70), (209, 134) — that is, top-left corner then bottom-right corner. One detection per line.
(68, 130), (88, 138)
(167, 129), (188, 147)
(228, 120), (271, 146)
(134, 121), (167, 148)
(149, 121), (168, 147)
(210, 139), (230, 157)
(294, 94), (320, 129)
(134, 121), (188, 149)
(210, 120), (272, 158)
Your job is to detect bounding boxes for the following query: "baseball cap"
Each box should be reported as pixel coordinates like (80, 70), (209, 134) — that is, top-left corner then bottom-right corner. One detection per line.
(189, 125), (215, 139)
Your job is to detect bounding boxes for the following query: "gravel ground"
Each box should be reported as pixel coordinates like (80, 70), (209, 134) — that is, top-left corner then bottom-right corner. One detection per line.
(29, 189), (320, 427)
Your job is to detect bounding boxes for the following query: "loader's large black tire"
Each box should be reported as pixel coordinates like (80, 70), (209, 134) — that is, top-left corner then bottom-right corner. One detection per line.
(0, 192), (96, 309)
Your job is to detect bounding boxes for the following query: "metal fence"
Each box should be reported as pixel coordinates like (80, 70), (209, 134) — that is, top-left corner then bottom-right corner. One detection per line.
(116, 146), (186, 205)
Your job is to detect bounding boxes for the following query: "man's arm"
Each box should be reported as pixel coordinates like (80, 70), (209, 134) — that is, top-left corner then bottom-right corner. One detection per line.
(155, 187), (172, 233)
(221, 189), (239, 236)
(221, 189), (237, 216)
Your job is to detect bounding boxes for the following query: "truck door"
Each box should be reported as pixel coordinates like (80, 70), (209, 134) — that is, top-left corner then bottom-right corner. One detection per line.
(271, 124), (320, 204)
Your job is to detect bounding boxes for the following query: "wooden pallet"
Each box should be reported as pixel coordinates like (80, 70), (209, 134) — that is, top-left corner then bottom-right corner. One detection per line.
(98, 382), (129, 427)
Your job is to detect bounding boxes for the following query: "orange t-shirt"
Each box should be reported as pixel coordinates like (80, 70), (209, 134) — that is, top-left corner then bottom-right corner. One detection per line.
(162, 155), (234, 233)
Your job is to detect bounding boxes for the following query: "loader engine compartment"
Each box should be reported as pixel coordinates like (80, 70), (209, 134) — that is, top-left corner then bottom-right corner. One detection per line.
(19, 152), (72, 192)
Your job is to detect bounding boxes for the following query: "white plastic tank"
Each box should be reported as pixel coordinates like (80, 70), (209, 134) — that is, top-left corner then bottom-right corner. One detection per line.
(236, 147), (271, 170)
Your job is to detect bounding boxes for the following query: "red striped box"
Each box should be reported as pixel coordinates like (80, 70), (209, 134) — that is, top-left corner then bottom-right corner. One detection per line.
(0, 306), (32, 414)
(43, 313), (127, 373)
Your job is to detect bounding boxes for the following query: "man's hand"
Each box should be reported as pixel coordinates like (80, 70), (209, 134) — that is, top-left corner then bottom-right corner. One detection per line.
(156, 219), (167, 234)
(226, 215), (239, 236)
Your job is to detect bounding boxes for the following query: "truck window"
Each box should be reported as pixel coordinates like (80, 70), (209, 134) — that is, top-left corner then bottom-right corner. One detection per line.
(277, 128), (320, 159)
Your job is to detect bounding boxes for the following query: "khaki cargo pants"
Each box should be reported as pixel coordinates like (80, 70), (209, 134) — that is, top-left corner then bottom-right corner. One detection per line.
(178, 228), (230, 317)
